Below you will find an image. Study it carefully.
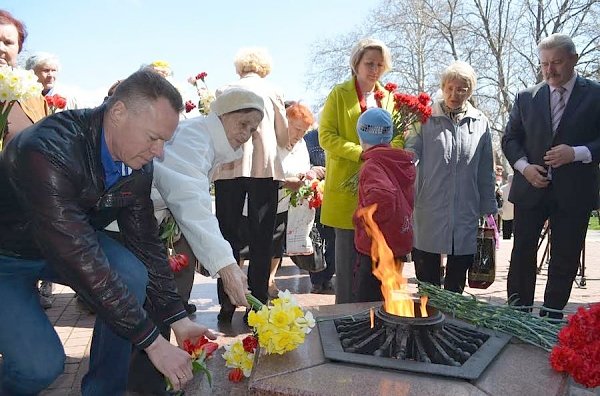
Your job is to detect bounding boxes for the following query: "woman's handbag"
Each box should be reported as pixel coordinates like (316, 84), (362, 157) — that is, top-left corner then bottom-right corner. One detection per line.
(289, 222), (326, 273)
(468, 215), (498, 289)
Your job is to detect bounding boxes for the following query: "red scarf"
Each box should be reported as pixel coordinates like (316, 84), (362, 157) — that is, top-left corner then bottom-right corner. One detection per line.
(354, 77), (383, 113)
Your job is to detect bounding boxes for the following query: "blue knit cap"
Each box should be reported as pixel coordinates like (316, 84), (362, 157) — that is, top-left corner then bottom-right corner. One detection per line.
(357, 108), (393, 145)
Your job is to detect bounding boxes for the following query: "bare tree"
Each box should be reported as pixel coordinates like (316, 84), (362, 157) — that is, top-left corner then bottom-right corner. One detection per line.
(305, 0), (600, 146)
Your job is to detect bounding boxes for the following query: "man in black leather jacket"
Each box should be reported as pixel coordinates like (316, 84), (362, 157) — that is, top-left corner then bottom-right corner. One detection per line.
(0, 70), (215, 395)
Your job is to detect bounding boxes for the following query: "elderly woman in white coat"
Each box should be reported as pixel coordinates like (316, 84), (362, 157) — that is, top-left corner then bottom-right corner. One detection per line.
(212, 47), (288, 321)
(127, 87), (264, 395)
(405, 61), (497, 294)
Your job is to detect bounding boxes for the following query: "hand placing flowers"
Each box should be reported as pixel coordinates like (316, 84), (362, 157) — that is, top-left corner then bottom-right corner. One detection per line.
(166, 335), (219, 391)
(283, 170), (324, 209)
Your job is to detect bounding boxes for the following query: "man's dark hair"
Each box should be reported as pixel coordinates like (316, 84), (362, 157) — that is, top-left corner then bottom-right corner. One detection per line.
(105, 69), (183, 113)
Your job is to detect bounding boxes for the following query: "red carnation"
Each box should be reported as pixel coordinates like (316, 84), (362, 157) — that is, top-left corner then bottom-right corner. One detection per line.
(185, 100), (197, 113)
(550, 303), (600, 388)
(418, 92), (431, 106)
(374, 90), (385, 101)
(45, 95), (55, 107)
(242, 335), (258, 353)
(196, 72), (208, 81)
(169, 253), (189, 272)
(384, 82), (398, 92)
(53, 95), (67, 109)
(309, 194), (322, 209)
(228, 368), (244, 383)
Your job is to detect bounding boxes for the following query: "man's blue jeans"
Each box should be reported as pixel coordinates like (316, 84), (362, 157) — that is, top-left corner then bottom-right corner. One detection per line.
(0, 232), (149, 395)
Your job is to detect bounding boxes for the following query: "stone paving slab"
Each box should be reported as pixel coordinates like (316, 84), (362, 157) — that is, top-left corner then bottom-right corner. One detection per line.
(245, 302), (565, 396)
(1, 232), (598, 395)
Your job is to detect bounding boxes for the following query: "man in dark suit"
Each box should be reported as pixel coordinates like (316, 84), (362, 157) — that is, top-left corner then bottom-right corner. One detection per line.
(502, 34), (600, 318)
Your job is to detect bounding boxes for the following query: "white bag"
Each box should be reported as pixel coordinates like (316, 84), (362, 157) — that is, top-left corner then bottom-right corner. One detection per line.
(285, 201), (316, 255)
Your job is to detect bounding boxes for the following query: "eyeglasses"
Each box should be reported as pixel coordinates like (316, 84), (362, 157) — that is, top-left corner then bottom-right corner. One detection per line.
(444, 86), (470, 96)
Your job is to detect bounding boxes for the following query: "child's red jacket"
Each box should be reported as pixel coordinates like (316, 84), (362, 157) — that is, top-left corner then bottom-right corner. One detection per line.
(353, 145), (416, 257)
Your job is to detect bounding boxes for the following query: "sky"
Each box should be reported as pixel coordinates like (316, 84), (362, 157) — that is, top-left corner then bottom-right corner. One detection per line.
(4, 0), (374, 108)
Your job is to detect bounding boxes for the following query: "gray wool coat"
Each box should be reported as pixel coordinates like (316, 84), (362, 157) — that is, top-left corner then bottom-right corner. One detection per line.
(405, 101), (497, 255)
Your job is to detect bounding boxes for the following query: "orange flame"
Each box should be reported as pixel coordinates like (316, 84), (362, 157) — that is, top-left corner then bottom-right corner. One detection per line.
(356, 204), (428, 317)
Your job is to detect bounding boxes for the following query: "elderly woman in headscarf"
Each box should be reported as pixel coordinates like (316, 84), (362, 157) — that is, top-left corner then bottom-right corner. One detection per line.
(212, 47), (288, 322)
(404, 61), (497, 294)
(318, 38), (399, 304)
(128, 87), (265, 394)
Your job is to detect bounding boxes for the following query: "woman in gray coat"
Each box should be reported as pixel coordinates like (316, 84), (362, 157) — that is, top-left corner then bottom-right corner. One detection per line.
(405, 61), (497, 293)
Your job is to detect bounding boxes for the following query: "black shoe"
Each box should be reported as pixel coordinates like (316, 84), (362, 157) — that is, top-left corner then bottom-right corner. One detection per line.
(40, 294), (52, 309)
(310, 283), (323, 294)
(217, 307), (235, 323)
(39, 281), (53, 297)
(540, 307), (564, 321)
(185, 303), (196, 316)
(321, 280), (335, 294)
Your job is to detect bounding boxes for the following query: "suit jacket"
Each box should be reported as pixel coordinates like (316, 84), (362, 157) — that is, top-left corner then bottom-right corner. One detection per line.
(502, 76), (600, 212)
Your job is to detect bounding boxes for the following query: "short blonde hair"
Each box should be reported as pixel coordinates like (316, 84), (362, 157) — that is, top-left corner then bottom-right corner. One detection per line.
(349, 38), (392, 76)
(234, 47), (272, 78)
(440, 61), (477, 96)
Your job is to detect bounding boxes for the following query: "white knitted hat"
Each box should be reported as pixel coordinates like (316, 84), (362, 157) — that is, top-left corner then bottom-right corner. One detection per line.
(211, 87), (265, 116)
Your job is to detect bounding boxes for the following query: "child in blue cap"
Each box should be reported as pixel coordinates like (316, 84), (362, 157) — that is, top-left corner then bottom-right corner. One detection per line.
(353, 108), (416, 302)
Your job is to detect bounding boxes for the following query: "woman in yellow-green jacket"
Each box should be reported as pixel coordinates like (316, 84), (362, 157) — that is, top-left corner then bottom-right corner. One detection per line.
(319, 38), (403, 304)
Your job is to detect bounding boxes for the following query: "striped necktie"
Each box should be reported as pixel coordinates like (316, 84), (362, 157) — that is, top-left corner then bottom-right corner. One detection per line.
(551, 86), (566, 133)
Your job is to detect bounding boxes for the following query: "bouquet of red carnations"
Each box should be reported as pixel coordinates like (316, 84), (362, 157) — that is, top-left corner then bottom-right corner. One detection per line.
(377, 82), (432, 143)
(550, 303), (600, 388)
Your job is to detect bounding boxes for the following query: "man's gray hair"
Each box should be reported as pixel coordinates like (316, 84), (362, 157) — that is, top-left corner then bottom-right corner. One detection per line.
(25, 52), (61, 71)
(538, 34), (577, 55)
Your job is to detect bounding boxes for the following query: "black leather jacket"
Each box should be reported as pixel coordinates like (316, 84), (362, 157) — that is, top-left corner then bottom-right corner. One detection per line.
(0, 107), (185, 349)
